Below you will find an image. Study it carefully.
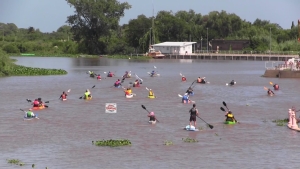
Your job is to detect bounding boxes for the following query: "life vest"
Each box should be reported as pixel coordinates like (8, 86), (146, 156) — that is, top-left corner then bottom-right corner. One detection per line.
(85, 92), (90, 98)
(149, 91), (154, 96)
(125, 90), (130, 95)
(27, 111), (33, 117)
(197, 78), (201, 82)
(127, 90), (132, 94)
(97, 76), (101, 79)
(183, 95), (188, 100)
(227, 113), (233, 118)
(182, 77), (186, 81)
(33, 100), (39, 106)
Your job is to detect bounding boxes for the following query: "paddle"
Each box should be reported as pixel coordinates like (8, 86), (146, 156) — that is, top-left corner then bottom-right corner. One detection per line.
(196, 115), (213, 129)
(180, 73), (184, 77)
(178, 94), (195, 103)
(222, 102), (239, 123)
(134, 74), (143, 84)
(269, 82), (273, 85)
(154, 66), (157, 69)
(79, 85), (95, 99)
(26, 99), (49, 104)
(20, 109), (39, 119)
(141, 105), (159, 122)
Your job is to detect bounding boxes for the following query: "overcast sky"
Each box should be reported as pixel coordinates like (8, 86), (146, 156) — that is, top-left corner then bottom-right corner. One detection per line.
(0, 0), (298, 32)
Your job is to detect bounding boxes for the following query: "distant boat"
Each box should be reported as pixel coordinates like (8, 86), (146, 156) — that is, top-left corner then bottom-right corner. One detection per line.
(146, 46), (165, 59)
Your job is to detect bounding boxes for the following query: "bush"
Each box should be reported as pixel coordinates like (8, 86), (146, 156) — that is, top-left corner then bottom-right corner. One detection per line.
(3, 43), (19, 53)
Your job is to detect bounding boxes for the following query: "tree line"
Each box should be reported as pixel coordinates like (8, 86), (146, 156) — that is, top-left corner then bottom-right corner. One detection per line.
(0, 0), (299, 55)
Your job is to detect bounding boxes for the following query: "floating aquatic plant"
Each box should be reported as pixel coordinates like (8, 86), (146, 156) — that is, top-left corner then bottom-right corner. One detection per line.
(7, 159), (24, 166)
(272, 118), (288, 126)
(92, 139), (131, 147)
(10, 65), (67, 76)
(182, 137), (199, 143)
(164, 140), (173, 146)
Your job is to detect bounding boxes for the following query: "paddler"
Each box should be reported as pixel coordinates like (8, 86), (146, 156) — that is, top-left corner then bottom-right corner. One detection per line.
(182, 76), (187, 82)
(267, 88), (274, 96)
(148, 89), (155, 97)
(108, 71), (114, 77)
(150, 70), (155, 77)
(189, 104), (199, 127)
(186, 87), (193, 95)
(182, 93), (190, 103)
(37, 98), (44, 107)
(59, 91), (68, 100)
(97, 74), (101, 80)
(225, 111), (237, 122)
(26, 109), (35, 118)
(133, 79), (140, 87)
(273, 84), (279, 90)
(84, 89), (92, 99)
(230, 80), (236, 86)
(124, 87), (132, 96)
(32, 99), (39, 107)
(114, 79), (121, 87)
(197, 77), (205, 83)
(148, 112), (156, 123)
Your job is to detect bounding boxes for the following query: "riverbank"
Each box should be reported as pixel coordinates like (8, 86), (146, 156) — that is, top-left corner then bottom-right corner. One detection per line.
(8, 53), (99, 58)
(103, 55), (150, 60)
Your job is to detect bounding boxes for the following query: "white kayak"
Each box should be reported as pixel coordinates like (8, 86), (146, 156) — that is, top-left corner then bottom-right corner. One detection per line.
(149, 120), (156, 124)
(287, 124), (300, 132)
(24, 115), (39, 120)
(125, 94), (134, 98)
(184, 125), (199, 131)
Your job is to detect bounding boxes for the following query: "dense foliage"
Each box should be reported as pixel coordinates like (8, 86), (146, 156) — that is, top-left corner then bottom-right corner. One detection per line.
(0, 1), (299, 55)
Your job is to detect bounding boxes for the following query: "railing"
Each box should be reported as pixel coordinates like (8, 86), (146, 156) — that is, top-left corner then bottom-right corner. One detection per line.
(194, 50), (300, 55)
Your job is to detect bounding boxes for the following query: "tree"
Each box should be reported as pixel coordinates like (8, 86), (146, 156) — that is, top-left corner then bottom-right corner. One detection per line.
(65, 0), (131, 54)
(291, 21), (295, 29)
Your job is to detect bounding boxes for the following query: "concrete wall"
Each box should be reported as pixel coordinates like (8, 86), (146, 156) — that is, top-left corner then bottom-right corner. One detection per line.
(154, 45), (193, 54)
(263, 70), (300, 78)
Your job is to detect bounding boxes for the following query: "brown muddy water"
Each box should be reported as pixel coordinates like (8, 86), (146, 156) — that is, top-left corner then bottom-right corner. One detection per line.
(0, 57), (300, 169)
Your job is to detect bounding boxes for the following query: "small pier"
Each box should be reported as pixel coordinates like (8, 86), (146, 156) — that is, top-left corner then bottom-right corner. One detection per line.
(163, 53), (299, 61)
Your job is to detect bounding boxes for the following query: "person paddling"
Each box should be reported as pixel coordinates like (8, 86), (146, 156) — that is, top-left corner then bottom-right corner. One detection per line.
(150, 70), (156, 77)
(59, 91), (68, 100)
(107, 71), (114, 77)
(186, 87), (193, 95)
(273, 84), (279, 90)
(182, 76), (187, 82)
(84, 89), (92, 99)
(182, 93), (190, 103)
(124, 87), (132, 96)
(133, 79), (140, 87)
(148, 112), (156, 123)
(229, 80), (236, 86)
(267, 88), (274, 96)
(225, 111), (237, 122)
(114, 79), (121, 87)
(32, 99), (39, 107)
(189, 104), (199, 127)
(148, 89), (155, 97)
(197, 77), (206, 84)
(25, 109), (35, 118)
(37, 98), (44, 107)
(97, 74), (101, 80)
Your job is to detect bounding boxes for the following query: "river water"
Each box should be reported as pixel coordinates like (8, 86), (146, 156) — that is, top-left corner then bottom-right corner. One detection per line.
(0, 57), (299, 169)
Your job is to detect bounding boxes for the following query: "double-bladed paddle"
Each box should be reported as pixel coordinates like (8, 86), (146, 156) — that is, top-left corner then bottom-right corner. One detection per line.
(26, 99), (49, 108)
(79, 85), (95, 99)
(222, 101), (239, 123)
(141, 105), (159, 122)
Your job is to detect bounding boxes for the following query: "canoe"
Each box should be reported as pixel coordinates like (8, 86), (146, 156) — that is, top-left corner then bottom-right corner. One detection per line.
(62, 99), (67, 101)
(32, 105), (45, 110)
(24, 115), (38, 120)
(148, 95), (155, 99)
(224, 121), (236, 125)
(115, 85), (121, 88)
(287, 124), (300, 132)
(149, 120), (156, 124)
(126, 94), (133, 98)
(84, 96), (92, 100)
(184, 125), (199, 131)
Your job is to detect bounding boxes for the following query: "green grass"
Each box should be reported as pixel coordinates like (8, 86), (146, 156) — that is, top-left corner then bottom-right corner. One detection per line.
(9, 53), (99, 58)
(9, 65), (67, 76)
(272, 118), (288, 126)
(7, 159), (24, 166)
(92, 139), (132, 147)
(164, 140), (173, 146)
(182, 137), (199, 143)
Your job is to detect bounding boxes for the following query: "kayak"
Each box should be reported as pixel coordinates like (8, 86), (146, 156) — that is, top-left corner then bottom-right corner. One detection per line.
(114, 85), (121, 88)
(107, 75), (113, 77)
(32, 105), (45, 110)
(287, 124), (300, 132)
(182, 100), (192, 104)
(184, 125), (199, 131)
(126, 94), (134, 98)
(224, 121), (236, 125)
(197, 81), (206, 84)
(24, 115), (38, 120)
(149, 120), (156, 124)
(133, 84), (140, 87)
(84, 96), (92, 100)
(148, 95), (155, 99)
(62, 99), (67, 101)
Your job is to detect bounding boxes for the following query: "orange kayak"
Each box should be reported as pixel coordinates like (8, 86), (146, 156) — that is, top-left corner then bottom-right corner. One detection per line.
(32, 105), (45, 110)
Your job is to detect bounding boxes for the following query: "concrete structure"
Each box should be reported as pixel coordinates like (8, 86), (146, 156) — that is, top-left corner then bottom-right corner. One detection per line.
(152, 42), (197, 55)
(210, 39), (250, 51)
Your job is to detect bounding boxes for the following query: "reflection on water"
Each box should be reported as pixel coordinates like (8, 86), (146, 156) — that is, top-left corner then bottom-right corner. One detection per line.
(1, 57), (300, 169)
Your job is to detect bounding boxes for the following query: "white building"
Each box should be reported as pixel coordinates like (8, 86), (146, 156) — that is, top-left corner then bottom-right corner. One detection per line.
(151, 42), (197, 55)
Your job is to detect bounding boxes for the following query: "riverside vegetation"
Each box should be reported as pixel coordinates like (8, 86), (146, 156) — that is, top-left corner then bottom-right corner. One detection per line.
(0, 0), (299, 58)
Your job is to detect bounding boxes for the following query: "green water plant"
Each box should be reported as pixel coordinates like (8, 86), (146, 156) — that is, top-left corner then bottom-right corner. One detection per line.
(10, 65), (67, 76)
(7, 159), (24, 166)
(92, 139), (131, 147)
(182, 137), (199, 143)
(164, 140), (173, 146)
(272, 118), (288, 126)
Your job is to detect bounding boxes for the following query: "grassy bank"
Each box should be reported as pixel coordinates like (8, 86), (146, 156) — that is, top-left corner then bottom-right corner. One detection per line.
(8, 52), (99, 58)
(0, 49), (68, 77)
(104, 55), (151, 60)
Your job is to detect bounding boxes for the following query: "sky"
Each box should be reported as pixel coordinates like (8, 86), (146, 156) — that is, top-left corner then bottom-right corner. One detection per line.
(0, 0), (299, 32)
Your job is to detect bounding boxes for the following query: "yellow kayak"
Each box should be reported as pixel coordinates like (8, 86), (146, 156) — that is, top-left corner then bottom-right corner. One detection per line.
(84, 96), (92, 100)
(148, 95), (155, 99)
